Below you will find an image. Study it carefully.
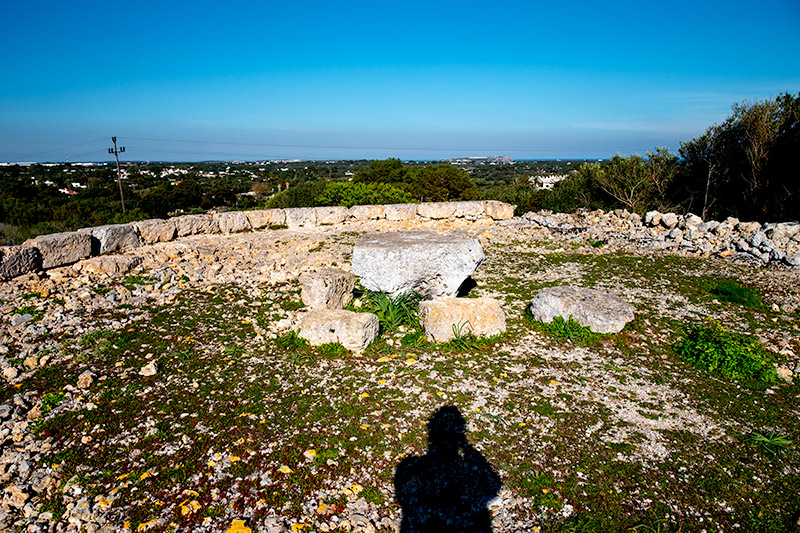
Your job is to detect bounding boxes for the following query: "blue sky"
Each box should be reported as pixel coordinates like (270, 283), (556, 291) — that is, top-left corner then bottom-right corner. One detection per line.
(1, 0), (798, 162)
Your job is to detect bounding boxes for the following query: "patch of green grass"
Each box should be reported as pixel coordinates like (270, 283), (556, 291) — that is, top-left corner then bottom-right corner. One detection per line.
(41, 391), (65, 413)
(317, 342), (348, 358)
(704, 279), (764, 308)
(525, 310), (601, 344)
(276, 331), (310, 351)
(12, 305), (45, 321)
(674, 322), (777, 385)
(279, 298), (305, 311)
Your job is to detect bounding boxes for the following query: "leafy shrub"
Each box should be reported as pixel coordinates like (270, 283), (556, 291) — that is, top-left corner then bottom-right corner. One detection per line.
(704, 279), (763, 308)
(313, 182), (416, 207)
(361, 290), (422, 332)
(674, 322), (777, 384)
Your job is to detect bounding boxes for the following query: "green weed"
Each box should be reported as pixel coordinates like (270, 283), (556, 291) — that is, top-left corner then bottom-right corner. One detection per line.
(674, 322), (777, 384)
(526, 310), (600, 344)
(746, 430), (793, 457)
(361, 290), (422, 332)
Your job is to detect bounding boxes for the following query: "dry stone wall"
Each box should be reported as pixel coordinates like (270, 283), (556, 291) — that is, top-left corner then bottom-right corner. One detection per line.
(3, 200), (800, 282)
(0, 201), (515, 281)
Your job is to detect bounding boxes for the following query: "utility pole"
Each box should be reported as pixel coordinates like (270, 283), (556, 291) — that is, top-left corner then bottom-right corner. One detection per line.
(108, 136), (126, 214)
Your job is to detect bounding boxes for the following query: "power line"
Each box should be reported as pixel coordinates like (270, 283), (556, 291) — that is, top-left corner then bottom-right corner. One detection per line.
(125, 136), (649, 154)
(8, 137), (108, 161)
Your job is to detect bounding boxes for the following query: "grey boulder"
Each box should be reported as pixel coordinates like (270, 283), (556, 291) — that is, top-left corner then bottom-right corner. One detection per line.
(528, 286), (635, 334)
(352, 231), (484, 299)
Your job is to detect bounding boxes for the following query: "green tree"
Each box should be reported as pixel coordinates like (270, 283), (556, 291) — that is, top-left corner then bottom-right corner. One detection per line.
(407, 164), (479, 202)
(313, 182), (416, 207)
(354, 158), (410, 184)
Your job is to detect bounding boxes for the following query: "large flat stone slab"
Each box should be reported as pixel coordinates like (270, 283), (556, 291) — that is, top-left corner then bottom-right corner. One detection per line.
(246, 209), (286, 229)
(419, 298), (506, 342)
(528, 286), (635, 334)
(25, 231), (92, 269)
(174, 214), (220, 237)
(297, 309), (379, 352)
(132, 219), (176, 244)
(352, 231), (484, 299)
(213, 212), (251, 233)
(78, 224), (142, 255)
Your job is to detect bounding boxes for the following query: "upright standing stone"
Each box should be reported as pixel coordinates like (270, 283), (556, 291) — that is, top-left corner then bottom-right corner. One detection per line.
(352, 231), (484, 298)
(299, 268), (356, 309)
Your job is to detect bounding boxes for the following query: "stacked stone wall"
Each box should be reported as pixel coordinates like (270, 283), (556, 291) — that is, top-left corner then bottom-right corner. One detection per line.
(0, 201), (515, 280)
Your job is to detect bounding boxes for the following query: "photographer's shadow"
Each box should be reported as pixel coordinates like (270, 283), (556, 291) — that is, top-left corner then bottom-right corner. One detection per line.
(394, 406), (502, 532)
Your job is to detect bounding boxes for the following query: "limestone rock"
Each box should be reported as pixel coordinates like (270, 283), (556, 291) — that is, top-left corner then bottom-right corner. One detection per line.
(132, 219), (176, 244)
(285, 207), (317, 227)
(3, 366), (18, 381)
(483, 200), (515, 220)
(297, 310), (379, 352)
(528, 286), (635, 334)
(0, 246), (39, 280)
(452, 201), (485, 218)
(417, 202), (457, 219)
(25, 231), (92, 269)
(660, 213), (679, 229)
(246, 209), (286, 229)
(77, 371), (94, 389)
(349, 204), (385, 220)
(419, 298), (506, 342)
(79, 255), (142, 275)
(78, 224), (142, 255)
(352, 231), (484, 299)
(139, 362), (158, 377)
(315, 206), (349, 225)
(644, 211), (662, 226)
(174, 214), (220, 237)
(213, 212), (252, 233)
(299, 269), (355, 309)
(383, 203), (417, 221)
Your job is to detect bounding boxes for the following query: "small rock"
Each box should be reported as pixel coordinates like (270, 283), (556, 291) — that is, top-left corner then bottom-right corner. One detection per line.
(77, 371), (95, 389)
(3, 366), (19, 381)
(11, 314), (34, 326)
(139, 362), (158, 377)
(299, 269), (355, 309)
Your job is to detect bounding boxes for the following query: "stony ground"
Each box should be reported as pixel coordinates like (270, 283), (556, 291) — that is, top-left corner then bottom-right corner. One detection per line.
(1, 217), (799, 533)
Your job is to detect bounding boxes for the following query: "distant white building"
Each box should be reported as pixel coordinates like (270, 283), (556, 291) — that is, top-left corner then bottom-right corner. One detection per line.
(531, 174), (568, 190)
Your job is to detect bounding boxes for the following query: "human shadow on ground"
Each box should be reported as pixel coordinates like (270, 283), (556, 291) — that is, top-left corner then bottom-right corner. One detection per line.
(394, 406), (502, 532)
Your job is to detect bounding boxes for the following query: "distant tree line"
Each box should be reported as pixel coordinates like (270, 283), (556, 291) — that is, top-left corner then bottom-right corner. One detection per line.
(266, 159), (479, 208)
(2, 93), (797, 244)
(519, 93), (799, 220)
